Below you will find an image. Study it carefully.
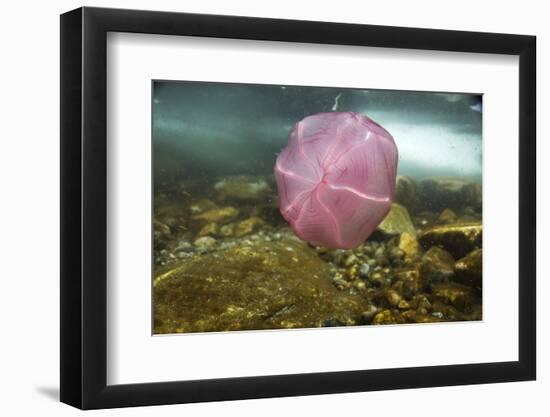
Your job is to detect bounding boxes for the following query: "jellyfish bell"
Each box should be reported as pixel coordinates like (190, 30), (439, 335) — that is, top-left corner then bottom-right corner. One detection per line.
(274, 112), (398, 249)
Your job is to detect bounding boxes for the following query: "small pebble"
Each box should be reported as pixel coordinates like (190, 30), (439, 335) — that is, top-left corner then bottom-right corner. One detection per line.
(219, 224), (235, 237)
(417, 307), (428, 315)
(361, 305), (378, 322)
(362, 244), (374, 255)
(333, 250), (348, 266)
(417, 296), (432, 311)
(369, 271), (385, 287)
(389, 247), (405, 261)
(386, 289), (402, 307)
(344, 254), (358, 267)
(323, 318), (345, 327)
(359, 263), (371, 278)
(174, 241), (192, 252)
(193, 236), (217, 250)
(353, 280), (366, 291)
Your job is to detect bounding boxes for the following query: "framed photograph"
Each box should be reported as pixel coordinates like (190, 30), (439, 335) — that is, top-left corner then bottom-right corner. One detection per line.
(60, 6), (536, 409)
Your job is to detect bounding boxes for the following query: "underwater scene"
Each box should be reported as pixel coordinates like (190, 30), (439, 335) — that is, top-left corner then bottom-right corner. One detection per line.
(153, 81), (482, 334)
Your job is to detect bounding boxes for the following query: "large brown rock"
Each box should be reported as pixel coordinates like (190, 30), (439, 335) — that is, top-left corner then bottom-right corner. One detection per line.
(421, 246), (455, 284)
(154, 239), (367, 333)
(418, 222), (482, 259)
(454, 249), (483, 289)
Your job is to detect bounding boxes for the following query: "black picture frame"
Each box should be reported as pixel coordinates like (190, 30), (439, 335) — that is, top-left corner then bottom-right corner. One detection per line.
(60, 6), (536, 410)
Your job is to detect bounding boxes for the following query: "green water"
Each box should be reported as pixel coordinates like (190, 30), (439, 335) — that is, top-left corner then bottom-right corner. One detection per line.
(153, 81), (482, 184)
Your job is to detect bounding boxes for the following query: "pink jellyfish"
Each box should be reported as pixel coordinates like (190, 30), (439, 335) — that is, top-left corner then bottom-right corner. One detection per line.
(274, 112), (398, 249)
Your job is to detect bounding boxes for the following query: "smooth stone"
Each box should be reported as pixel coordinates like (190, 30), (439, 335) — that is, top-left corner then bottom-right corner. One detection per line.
(346, 265), (360, 281)
(398, 232), (420, 261)
(153, 219), (173, 251)
(421, 246), (455, 284)
(374, 246), (385, 257)
(438, 208), (457, 223)
(344, 254), (359, 267)
(193, 236), (217, 250)
(385, 289), (403, 307)
(361, 304), (379, 323)
(368, 271), (386, 287)
(235, 217), (265, 237)
(353, 280), (367, 291)
(189, 198), (217, 215)
(389, 246), (405, 261)
(454, 248), (482, 289)
(174, 241), (193, 253)
(154, 219), (171, 236)
(198, 222), (218, 237)
(333, 250), (349, 267)
(377, 203), (417, 237)
(214, 175), (271, 202)
(418, 222), (482, 259)
(219, 223), (236, 237)
(359, 263), (371, 278)
(193, 206), (239, 223)
(153, 240), (367, 333)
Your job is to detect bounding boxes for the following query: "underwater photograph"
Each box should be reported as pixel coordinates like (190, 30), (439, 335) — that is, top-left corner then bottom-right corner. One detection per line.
(152, 80), (483, 335)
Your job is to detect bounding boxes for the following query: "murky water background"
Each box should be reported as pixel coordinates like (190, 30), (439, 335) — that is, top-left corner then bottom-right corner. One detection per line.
(152, 81), (483, 334)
